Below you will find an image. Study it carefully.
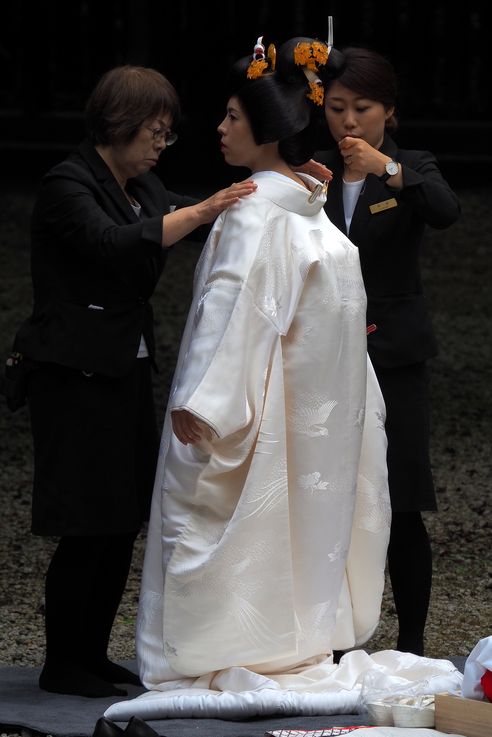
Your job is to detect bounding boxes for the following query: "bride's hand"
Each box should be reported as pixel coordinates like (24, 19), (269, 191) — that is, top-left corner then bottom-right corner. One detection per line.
(171, 409), (207, 445)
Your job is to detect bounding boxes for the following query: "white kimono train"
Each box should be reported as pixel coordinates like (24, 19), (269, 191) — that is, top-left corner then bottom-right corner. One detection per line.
(105, 173), (462, 720)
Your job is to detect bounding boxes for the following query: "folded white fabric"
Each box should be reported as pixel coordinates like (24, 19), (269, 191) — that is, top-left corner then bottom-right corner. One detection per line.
(462, 634), (492, 700)
(104, 649), (462, 721)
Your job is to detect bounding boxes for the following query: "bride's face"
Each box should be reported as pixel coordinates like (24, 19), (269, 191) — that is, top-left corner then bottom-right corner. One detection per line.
(217, 96), (259, 169)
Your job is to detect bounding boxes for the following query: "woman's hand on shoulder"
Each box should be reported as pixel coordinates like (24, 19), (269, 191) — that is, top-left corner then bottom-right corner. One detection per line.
(196, 179), (257, 223)
(162, 179), (257, 247)
(292, 159), (333, 182)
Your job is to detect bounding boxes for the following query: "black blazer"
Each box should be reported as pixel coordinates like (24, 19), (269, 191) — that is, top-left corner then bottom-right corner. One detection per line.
(316, 135), (461, 368)
(14, 140), (200, 377)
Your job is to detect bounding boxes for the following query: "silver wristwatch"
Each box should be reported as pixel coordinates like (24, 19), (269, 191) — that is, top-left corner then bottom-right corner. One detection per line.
(378, 160), (399, 182)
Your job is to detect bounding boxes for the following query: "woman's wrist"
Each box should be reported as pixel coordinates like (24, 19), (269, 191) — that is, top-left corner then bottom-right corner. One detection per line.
(162, 205), (202, 248)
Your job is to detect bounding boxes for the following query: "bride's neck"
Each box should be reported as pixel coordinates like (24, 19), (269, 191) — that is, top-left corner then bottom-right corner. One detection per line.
(251, 149), (308, 188)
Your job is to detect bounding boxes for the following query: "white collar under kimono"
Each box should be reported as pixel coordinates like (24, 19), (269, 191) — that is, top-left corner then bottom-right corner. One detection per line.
(251, 170), (327, 215)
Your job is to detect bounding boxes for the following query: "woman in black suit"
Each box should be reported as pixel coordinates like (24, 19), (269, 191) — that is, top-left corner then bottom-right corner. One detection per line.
(12, 64), (255, 697)
(316, 47), (461, 656)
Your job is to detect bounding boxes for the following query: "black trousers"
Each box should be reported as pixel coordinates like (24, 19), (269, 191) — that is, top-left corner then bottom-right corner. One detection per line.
(373, 361), (436, 512)
(374, 361), (435, 655)
(44, 532), (137, 668)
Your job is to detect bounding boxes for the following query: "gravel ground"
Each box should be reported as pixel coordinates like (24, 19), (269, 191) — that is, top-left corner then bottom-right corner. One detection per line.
(0, 184), (491, 734)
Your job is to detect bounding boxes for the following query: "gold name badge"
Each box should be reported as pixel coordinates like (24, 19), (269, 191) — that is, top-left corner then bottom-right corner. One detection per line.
(369, 197), (398, 214)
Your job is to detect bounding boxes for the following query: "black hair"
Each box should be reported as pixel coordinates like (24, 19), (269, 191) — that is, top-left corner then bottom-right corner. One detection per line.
(225, 37), (345, 165)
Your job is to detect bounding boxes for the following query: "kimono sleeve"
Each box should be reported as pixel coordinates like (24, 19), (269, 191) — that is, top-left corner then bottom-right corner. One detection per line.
(170, 198), (286, 439)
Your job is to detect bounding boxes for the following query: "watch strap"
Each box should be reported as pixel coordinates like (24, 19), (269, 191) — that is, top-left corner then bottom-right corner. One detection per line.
(378, 160), (398, 182)
(378, 170), (392, 182)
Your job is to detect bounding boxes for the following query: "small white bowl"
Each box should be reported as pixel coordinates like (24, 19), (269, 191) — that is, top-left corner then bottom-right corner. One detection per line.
(366, 701), (394, 726)
(391, 702), (435, 728)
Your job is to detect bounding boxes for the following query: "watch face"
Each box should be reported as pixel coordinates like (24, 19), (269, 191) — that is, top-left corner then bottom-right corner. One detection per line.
(386, 161), (399, 176)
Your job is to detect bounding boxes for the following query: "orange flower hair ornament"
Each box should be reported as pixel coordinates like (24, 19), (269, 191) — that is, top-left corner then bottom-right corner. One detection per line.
(247, 36), (277, 79)
(294, 17), (334, 106)
(293, 40), (329, 71)
(294, 40), (330, 106)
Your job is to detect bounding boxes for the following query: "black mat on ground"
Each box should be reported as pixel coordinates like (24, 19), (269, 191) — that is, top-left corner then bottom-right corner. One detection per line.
(0, 657), (466, 737)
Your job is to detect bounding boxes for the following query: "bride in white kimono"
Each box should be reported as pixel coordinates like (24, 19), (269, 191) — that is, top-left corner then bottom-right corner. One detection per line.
(105, 37), (462, 722)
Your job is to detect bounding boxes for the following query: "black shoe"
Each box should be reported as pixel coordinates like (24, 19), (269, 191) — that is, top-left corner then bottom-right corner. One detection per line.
(125, 716), (162, 737)
(39, 663), (127, 698)
(87, 658), (142, 686)
(92, 717), (124, 737)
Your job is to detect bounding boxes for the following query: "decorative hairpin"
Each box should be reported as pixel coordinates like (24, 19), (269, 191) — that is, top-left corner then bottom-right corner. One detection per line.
(308, 180), (329, 203)
(247, 36), (277, 79)
(294, 16), (334, 106)
(294, 40), (329, 106)
(293, 40), (329, 71)
(327, 15), (333, 52)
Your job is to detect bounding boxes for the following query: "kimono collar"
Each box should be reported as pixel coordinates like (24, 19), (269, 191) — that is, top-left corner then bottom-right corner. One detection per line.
(251, 171), (327, 216)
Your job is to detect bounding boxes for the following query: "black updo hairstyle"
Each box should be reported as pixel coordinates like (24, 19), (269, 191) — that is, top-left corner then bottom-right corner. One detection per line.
(225, 37), (346, 166)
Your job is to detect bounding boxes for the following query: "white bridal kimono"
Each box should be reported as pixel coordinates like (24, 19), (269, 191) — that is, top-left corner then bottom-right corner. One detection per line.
(105, 173), (462, 720)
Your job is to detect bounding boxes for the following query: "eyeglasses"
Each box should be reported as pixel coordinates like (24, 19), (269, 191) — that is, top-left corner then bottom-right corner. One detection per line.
(146, 126), (178, 146)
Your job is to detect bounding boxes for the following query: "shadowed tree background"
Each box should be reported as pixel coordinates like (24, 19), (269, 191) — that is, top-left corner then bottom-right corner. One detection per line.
(1, 0), (491, 187)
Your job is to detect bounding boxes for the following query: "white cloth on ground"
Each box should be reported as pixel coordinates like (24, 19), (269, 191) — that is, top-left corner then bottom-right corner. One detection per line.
(462, 634), (492, 700)
(104, 649), (462, 720)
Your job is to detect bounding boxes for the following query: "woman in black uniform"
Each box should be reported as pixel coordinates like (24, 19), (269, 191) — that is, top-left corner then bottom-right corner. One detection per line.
(316, 46), (460, 655)
(10, 64), (255, 697)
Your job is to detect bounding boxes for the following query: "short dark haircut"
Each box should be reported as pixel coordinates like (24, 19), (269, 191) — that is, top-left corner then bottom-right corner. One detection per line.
(85, 65), (181, 146)
(225, 38), (345, 166)
(324, 47), (398, 132)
